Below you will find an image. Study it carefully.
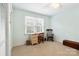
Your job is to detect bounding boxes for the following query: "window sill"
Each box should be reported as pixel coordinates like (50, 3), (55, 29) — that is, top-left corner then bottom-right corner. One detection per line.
(25, 32), (44, 35)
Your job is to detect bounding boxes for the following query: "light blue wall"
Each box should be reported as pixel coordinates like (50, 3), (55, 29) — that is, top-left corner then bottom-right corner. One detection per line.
(51, 7), (79, 43)
(11, 8), (51, 47)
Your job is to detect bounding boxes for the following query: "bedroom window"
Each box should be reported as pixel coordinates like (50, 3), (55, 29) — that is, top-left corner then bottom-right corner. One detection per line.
(25, 16), (44, 34)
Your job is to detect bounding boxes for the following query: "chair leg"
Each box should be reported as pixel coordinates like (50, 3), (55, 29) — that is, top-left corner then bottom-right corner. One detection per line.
(47, 37), (54, 41)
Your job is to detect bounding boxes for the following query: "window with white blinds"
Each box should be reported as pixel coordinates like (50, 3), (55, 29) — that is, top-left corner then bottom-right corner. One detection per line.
(25, 16), (44, 34)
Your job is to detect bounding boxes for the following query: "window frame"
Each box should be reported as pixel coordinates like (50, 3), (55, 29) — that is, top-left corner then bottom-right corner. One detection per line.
(25, 16), (44, 34)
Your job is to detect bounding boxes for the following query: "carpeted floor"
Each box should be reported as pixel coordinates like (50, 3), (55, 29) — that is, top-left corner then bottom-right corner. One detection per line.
(12, 41), (79, 56)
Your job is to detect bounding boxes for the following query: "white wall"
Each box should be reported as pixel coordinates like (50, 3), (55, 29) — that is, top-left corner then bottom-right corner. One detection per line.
(11, 8), (51, 47)
(0, 4), (7, 56)
(51, 7), (79, 43)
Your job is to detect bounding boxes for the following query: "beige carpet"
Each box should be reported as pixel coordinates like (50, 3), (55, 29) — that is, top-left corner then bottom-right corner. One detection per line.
(12, 41), (79, 56)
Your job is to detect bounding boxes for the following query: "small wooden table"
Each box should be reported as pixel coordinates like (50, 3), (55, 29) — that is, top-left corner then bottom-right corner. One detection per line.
(30, 34), (38, 45)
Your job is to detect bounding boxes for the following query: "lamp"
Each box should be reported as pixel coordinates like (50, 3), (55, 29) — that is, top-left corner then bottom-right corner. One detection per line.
(49, 3), (61, 9)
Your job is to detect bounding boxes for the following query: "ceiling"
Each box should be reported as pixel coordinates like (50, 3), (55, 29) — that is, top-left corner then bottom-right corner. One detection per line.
(12, 3), (79, 16)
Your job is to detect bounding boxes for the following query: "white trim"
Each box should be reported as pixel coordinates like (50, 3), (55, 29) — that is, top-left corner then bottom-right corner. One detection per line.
(25, 16), (44, 34)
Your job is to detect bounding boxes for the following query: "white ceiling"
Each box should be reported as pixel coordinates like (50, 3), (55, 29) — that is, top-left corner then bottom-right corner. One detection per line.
(13, 3), (79, 16)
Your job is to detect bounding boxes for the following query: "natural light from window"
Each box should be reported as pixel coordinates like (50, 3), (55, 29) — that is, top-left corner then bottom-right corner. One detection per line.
(25, 16), (44, 34)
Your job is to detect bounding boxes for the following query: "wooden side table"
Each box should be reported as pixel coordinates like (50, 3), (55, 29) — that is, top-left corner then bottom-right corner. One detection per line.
(30, 34), (38, 45)
(38, 33), (44, 43)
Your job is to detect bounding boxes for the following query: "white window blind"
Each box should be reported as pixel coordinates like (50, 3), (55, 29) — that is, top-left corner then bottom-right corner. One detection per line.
(25, 16), (44, 34)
